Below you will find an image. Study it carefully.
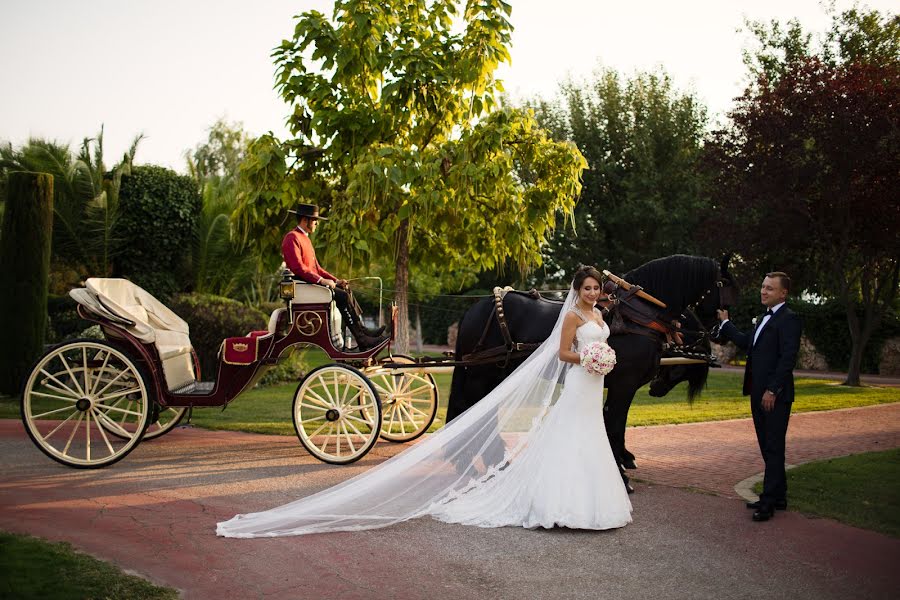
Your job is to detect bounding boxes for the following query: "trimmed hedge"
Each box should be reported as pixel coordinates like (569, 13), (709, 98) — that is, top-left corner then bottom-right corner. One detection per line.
(116, 165), (201, 300)
(0, 172), (53, 394)
(47, 294), (91, 343)
(168, 293), (268, 378)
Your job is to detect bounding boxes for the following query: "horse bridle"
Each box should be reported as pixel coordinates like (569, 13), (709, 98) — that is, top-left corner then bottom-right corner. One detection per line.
(681, 273), (734, 346)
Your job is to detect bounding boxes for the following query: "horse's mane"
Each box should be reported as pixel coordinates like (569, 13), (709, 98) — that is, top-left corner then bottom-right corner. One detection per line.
(624, 255), (718, 313)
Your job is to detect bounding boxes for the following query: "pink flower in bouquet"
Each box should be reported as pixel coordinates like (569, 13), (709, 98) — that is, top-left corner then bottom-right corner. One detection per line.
(580, 341), (616, 376)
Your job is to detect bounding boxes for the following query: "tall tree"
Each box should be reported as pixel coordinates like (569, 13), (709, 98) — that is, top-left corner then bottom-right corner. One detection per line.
(185, 120), (261, 300)
(704, 8), (900, 385)
(0, 172), (53, 394)
(529, 68), (709, 283)
(235, 0), (587, 352)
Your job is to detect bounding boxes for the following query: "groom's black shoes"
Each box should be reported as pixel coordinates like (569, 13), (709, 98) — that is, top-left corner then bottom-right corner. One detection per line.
(746, 500), (787, 510)
(622, 458), (637, 470)
(752, 507), (775, 522)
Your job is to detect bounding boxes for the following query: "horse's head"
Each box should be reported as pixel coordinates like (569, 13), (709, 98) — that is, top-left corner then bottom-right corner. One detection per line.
(690, 254), (739, 331)
(624, 254), (738, 332)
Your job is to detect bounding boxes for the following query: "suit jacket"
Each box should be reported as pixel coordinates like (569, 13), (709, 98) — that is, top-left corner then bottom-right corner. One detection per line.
(720, 305), (802, 403)
(281, 227), (337, 284)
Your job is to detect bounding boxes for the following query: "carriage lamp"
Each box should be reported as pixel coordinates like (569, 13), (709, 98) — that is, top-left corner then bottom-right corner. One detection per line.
(279, 270), (295, 302)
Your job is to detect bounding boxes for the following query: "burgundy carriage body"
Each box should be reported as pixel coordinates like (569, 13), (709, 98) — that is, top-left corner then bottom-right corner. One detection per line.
(76, 283), (392, 409)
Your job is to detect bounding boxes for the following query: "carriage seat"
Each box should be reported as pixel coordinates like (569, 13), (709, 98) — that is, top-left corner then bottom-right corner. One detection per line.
(291, 280), (333, 304)
(287, 279), (342, 345)
(78, 278), (196, 391)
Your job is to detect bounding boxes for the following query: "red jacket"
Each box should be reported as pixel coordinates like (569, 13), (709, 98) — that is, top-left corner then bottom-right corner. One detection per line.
(281, 227), (337, 284)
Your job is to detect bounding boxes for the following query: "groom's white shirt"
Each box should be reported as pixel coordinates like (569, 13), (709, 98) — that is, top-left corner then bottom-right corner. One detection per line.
(720, 301), (785, 347)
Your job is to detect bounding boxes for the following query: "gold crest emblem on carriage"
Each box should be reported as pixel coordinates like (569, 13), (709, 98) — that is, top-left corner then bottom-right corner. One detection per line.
(295, 311), (324, 336)
(231, 342), (249, 352)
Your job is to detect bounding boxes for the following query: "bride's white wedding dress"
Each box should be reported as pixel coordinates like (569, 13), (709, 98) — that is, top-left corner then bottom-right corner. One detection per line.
(430, 316), (632, 530)
(217, 290), (632, 538)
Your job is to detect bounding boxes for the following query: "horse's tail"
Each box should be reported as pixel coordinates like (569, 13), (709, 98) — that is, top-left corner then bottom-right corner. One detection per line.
(446, 307), (472, 423)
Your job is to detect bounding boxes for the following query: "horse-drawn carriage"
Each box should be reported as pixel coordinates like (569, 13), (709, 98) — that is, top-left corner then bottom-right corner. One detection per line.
(21, 275), (440, 468)
(21, 255), (734, 471)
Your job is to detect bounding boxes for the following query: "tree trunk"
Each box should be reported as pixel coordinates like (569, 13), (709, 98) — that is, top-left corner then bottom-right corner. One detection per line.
(0, 172), (54, 394)
(844, 302), (881, 387)
(393, 220), (411, 354)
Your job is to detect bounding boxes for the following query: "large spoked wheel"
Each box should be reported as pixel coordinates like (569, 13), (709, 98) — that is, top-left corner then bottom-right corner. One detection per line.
(82, 362), (186, 441)
(98, 396), (187, 441)
(292, 364), (382, 465)
(21, 339), (151, 468)
(367, 355), (438, 443)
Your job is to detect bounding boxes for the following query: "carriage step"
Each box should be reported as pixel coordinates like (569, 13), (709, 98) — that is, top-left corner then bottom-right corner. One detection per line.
(169, 381), (216, 395)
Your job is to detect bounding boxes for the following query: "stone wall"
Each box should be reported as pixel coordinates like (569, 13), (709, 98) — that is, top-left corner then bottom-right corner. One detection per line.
(712, 335), (829, 371)
(880, 337), (900, 376)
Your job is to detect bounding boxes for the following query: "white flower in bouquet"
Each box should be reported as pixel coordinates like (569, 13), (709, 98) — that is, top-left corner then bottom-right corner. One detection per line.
(579, 341), (616, 376)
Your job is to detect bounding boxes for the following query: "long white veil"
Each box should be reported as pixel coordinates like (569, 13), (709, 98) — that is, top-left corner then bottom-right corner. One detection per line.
(217, 288), (579, 537)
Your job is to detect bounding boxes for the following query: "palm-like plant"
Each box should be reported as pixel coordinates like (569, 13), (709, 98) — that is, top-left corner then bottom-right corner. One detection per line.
(0, 127), (143, 279)
(190, 175), (258, 297)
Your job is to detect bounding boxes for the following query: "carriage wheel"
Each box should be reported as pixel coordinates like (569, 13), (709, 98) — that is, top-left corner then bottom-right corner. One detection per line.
(84, 362), (186, 441)
(21, 339), (151, 468)
(367, 355), (438, 443)
(292, 364), (382, 465)
(96, 390), (187, 441)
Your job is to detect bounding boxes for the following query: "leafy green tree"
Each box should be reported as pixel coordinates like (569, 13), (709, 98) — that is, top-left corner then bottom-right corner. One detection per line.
(528, 68), (709, 282)
(742, 6), (899, 87)
(235, 0), (587, 351)
(703, 8), (899, 385)
(185, 120), (261, 300)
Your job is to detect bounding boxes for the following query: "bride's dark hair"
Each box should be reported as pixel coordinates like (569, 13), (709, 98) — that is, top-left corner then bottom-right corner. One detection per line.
(572, 265), (603, 290)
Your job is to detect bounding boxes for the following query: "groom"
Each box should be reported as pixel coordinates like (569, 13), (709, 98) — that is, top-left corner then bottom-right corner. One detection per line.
(716, 272), (801, 522)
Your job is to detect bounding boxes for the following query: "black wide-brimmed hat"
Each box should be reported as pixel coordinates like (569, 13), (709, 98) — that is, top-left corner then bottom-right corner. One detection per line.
(288, 203), (327, 220)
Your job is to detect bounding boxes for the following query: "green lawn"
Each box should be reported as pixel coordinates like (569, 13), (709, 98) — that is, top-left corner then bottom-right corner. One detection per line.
(752, 448), (900, 537)
(0, 531), (179, 600)
(2, 368), (897, 435)
(180, 370), (899, 436)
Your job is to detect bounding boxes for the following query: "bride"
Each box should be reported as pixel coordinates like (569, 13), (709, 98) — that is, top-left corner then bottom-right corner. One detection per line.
(217, 266), (632, 537)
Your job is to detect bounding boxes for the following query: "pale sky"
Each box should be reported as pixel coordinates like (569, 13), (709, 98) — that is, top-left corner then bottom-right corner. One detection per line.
(1, 1), (894, 171)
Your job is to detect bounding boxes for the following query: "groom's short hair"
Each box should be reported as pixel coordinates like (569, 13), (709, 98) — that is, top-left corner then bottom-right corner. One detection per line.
(766, 271), (791, 293)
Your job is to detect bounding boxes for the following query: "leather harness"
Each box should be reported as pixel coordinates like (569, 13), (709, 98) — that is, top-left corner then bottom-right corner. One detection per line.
(460, 272), (723, 368)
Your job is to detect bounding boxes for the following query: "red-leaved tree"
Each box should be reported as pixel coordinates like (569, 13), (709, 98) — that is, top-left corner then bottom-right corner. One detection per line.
(704, 56), (899, 385)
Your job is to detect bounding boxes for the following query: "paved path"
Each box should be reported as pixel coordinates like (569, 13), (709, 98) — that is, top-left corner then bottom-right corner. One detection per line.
(1, 404), (898, 600)
(627, 403), (900, 498)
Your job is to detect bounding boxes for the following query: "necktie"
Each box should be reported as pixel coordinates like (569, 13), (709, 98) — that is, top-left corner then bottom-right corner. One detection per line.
(765, 309), (774, 317)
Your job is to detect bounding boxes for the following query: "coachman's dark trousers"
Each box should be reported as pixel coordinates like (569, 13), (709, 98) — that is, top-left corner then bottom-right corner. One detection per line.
(752, 398), (792, 509)
(332, 287), (364, 329)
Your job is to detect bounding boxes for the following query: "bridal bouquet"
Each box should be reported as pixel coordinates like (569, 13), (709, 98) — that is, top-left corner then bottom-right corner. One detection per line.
(580, 341), (616, 376)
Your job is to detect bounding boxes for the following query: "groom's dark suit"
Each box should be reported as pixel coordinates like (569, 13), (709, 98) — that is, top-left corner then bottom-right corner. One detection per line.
(720, 305), (801, 510)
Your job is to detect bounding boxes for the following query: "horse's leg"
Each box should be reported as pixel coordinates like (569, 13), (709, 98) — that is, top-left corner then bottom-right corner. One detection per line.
(604, 383), (638, 492)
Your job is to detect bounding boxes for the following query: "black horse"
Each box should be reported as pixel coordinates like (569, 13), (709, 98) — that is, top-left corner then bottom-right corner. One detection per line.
(447, 255), (737, 486)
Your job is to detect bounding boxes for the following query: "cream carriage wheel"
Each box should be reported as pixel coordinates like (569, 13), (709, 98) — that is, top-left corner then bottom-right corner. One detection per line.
(96, 387), (187, 441)
(142, 405), (187, 439)
(85, 362), (186, 440)
(292, 364), (382, 465)
(367, 355), (438, 443)
(21, 339), (151, 468)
